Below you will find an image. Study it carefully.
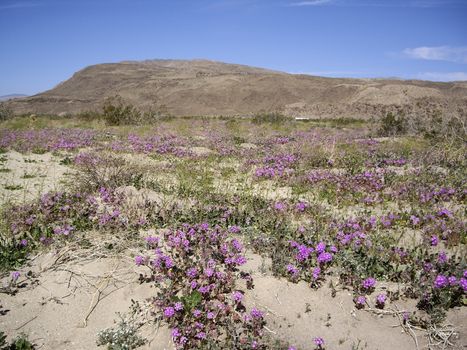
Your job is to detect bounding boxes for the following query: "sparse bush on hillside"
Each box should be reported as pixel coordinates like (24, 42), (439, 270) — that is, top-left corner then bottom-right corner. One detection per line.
(252, 112), (290, 124)
(410, 111), (467, 142)
(76, 110), (103, 122)
(377, 108), (467, 141)
(0, 103), (13, 122)
(102, 96), (142, 126)
(378, 112), (408, 136)
(102, 95), (171, 125)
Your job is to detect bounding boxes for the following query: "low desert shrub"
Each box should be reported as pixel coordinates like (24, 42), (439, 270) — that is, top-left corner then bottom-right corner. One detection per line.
(252, 112), (290, 124)
(378, 112), (408, 136)
(73, 152), (145, 192)
(0, 333), (35, 350)
(97, 301), (146, 350)
(102, 96), (142, 126)
(0, 103), (13, 122)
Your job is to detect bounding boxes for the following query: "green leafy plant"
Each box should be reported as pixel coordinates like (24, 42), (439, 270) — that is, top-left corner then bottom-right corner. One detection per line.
(97, 302), (146, 350)
(378, 112), (407, 136)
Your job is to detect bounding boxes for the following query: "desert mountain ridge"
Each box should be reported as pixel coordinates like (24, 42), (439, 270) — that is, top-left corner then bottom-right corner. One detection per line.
(6, 59), (467, 118)
(0, 94), (28, 102)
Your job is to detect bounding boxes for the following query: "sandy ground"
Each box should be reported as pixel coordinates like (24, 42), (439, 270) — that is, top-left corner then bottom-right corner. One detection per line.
(0, 247), (173, 350)
(0, 151), (71, 206)
(1, 246), (465, 350)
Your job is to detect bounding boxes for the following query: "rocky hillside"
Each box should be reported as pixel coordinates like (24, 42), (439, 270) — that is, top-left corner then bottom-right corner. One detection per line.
(7, 59), (467, 118)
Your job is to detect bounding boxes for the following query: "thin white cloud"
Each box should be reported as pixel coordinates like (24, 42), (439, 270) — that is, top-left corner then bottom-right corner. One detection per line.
(288, 0), (333, 6)
(0, 1), (40, 10)
(417, 72), (467, 82)
(287, 0), (466, 7)
(403, 46), (467, 64)
(409, 0), (467, 7)
(290, 70), (365, 76)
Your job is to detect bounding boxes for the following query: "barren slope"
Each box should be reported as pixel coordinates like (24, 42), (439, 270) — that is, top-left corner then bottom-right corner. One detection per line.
(7, 59), (467, 118)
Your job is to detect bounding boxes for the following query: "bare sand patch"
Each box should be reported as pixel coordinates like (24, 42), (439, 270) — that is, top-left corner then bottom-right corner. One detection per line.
(0, 151), (70, 206)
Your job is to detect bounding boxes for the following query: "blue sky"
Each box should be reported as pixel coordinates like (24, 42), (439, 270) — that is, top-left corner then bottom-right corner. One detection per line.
(0, 0), (466, 96)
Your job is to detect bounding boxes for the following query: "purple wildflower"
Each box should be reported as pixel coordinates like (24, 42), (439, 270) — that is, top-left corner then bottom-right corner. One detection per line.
(438, 251), (448, 264)
(171, 328), (181, 338)
(274, 202), (286, 211)
(193, 309), (202, 317)
(286, 264), (299, 276)
(235, 256), (247, 265)
(232, 291), (243, 302)
(434, 275), (448, 289)
(250, 308), (264, 319)
(204, 268), (214, 278)
(296, 201), (308, 212)
(315, 242), (326, 254)
(229, 225), (241, 233)
(231, 239), (243, 252)
(145, 236), (159, 247)
(410, 215), (420, 225)
(362, 277), (376, 290)
(187, 267), (198, 279)
(198, 286), (210, 294)
(317, 252), (332, 264)
(376, 293), (386, 308)
(134, 255), (145, 266)
(355, 295), (366, 309)
(164, 307), (175, 318)
(11, 271), (20, 281)
(423, 262), (432, 273)
(313, 337), (325, 348)
(312, 267), (321, 280)
(296, 244), (313, 262)
(174, 302), (183, 311)
(437, 208), (452, 217)
(460, 278), (467, 292)
(196, 332), (207, 339)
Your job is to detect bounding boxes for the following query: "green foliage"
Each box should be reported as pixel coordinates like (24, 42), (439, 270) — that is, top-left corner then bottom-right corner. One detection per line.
(97, 302), (146, 350)
(0, 103), (13, 122)
(76, 110), (103, 122)
(3, 185), (23, 191)
(177, 291), (202, 312)
(10, 334), (34, 350)
(0, 333), (35, 350)
(252, 112), (290, 124)
(415, 111), (467, 141)
(0, 238), (29, 272)
(0, 332), (7, 350)
(378, 112), (407, 136)
(59, 157), (73, 165)
(102, 96), (142, 126)
(102, 95), (169, 126)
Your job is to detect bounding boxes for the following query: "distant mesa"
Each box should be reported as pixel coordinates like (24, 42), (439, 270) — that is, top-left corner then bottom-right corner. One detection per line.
(5, 59), (467, 118)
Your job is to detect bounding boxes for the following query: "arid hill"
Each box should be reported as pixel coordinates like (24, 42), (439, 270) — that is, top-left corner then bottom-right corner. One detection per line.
(6, 59), (467, 118)
(0, 94), (28, 102)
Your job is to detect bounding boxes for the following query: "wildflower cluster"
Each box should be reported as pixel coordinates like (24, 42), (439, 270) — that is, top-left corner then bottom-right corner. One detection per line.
(138, 224), (266, 349)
